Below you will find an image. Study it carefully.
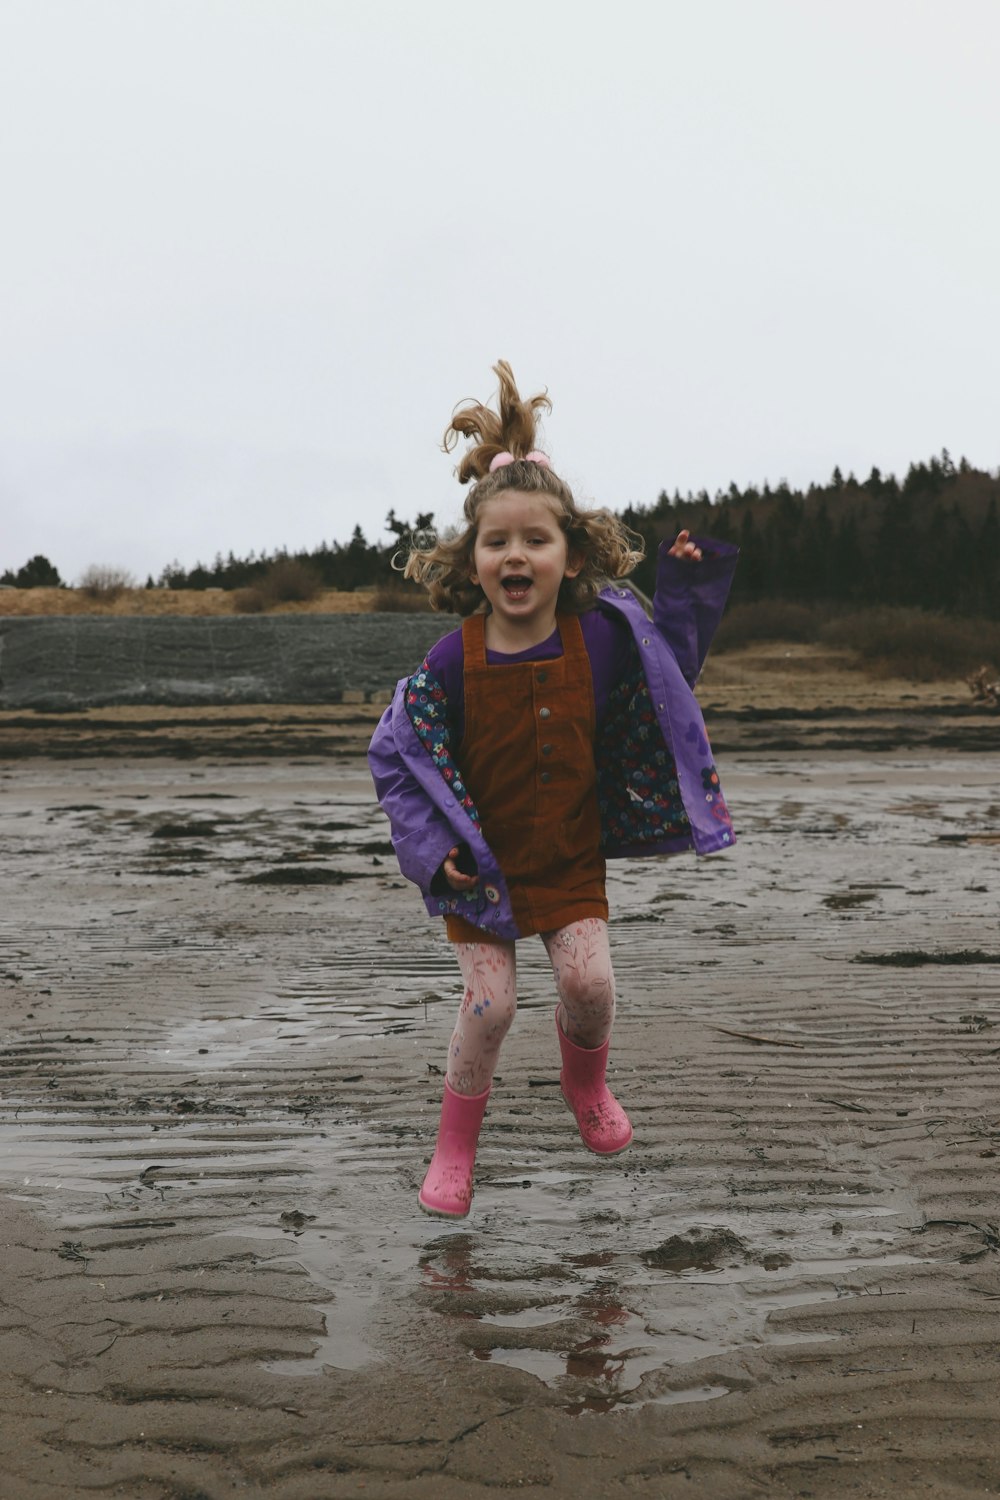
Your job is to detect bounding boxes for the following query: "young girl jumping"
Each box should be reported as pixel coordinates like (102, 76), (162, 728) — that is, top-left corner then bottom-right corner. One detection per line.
(368, 362), (737, 1218)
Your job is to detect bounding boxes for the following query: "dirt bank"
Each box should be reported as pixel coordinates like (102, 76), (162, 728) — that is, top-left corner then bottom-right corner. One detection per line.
(2, 747), (999, 1498)
(0, 643), (993, 758)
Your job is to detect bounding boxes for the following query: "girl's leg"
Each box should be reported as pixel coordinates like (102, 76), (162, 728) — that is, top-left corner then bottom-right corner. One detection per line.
(541, 919), (632, 1155)
(446, 940), (518, 1094)
(541, 918), (615, 1048)
(419, 941), (517, 1219)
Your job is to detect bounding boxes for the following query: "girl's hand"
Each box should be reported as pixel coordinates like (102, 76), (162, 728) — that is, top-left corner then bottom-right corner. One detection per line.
(442, 846), (479, 892)
(668, 529), (703, 562)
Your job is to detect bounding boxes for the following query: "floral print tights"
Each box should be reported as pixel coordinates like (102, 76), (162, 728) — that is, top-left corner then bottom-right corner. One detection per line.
(447, 919), (616, 1095)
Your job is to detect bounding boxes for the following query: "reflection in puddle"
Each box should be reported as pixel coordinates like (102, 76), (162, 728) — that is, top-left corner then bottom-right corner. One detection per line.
(418, 1222), (925, 1414)
(481, 1303), (569, 1329)
(475, 1301), (678, 1414)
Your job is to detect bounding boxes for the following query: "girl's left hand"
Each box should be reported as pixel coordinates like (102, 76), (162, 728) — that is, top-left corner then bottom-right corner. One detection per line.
(668, 529), (703, 562)
(442, 846), (479, 892)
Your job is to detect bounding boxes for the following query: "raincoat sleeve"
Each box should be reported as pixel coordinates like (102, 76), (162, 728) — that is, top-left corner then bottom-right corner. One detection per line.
(653, 537), (739, 687)
(367, 682), (468, 896)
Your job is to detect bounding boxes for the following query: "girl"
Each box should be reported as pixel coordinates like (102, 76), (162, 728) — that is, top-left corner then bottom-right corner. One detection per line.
(368, 362), (737, 1218)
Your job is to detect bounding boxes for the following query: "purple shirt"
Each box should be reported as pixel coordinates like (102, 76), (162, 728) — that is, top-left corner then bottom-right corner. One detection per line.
(424, 608), (636, 744)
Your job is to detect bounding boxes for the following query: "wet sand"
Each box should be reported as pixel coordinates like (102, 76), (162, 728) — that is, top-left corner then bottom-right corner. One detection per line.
(2, 738), (1000, 1498)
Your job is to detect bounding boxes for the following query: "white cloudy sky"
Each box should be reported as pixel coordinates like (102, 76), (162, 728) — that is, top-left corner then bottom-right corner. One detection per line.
(2, 0), (998, 584)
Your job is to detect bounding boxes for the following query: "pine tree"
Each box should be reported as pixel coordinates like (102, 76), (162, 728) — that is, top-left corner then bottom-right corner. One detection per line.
(1, 555), (64, 588)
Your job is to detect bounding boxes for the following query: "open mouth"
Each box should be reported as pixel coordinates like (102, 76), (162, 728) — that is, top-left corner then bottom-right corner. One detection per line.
(501, 576), (532, 599)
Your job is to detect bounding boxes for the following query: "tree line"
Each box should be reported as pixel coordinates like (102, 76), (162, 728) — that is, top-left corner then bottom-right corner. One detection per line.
(3, 454), (998, 618)
(622, 451), (999, 619)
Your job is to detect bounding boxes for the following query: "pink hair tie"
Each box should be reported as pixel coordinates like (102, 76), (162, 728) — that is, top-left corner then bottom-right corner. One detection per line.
(489, 449), (550, 472)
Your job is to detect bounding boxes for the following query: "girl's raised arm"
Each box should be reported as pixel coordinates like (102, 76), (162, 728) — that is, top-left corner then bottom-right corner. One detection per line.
(653, 534), (739, 686)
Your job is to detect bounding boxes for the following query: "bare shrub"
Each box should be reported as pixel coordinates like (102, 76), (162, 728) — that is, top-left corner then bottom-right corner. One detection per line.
(78, 565), (136, 601)
(372, 582), (433, 613)
(820, 608), (1000, 680)
(232, 559), (323, 612)
(230, 559), (322, 613)
(260, 557), (322, 604)
(232, 585), (267, 613)
(712, 601), (822, 654)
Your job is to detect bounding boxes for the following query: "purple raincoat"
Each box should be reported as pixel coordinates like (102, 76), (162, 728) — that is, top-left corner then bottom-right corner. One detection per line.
(368, 538), (738, 941)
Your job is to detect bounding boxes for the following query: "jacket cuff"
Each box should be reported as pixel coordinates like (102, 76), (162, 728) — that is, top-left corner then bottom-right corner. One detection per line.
(657, 535), (738, 583)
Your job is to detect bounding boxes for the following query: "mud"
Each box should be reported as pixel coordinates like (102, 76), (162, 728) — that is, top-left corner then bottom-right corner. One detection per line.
(2, 749), (1000, 1498)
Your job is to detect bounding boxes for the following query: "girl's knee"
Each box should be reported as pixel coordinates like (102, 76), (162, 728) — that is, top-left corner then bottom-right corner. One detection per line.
(461, 982), (517, 1036)
(557, 964), (615, 1021)
(455, 942), (518, 1042)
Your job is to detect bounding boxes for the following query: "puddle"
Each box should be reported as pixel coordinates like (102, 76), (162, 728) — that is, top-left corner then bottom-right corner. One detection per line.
(0, 1094), (929, 1409)
(412, 1207), (930, 1414)
(477, 1307), (672, 1413)
(253, 1231), (381, 1375)
(469, 1296), (737, 1413)
(766, 1331), (839, 1346)
(649, 1384), (732, 1408)
(481, 1303), (569, 1329)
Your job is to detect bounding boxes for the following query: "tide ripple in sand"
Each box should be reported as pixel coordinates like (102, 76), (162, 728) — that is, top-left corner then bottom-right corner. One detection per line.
(1, 752), (999, 1498)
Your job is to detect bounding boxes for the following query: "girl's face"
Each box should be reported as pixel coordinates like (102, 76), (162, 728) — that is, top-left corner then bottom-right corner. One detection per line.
(470, 489), (581, 647)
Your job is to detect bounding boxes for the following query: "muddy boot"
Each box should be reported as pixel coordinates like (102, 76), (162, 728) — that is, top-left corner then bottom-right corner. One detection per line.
(418, 1081), (491, 1218)
(556, 1012), (633, 1155)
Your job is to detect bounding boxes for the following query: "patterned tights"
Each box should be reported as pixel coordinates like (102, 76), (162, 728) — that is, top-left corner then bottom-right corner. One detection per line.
(446, 918), (616, 1095)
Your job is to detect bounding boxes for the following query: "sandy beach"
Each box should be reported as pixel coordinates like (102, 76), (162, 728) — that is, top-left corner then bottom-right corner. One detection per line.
(2, 666), (999, 1498)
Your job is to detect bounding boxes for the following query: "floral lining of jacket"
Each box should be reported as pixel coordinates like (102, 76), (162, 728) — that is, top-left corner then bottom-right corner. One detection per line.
(368, 538), (738, 941)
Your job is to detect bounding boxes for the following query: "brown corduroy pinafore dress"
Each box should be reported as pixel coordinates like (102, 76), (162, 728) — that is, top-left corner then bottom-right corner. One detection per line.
(444, 611), (608, 945)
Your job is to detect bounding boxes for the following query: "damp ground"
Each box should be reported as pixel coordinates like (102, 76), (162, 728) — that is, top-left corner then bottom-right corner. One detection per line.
(2, 750), (1000, 1498)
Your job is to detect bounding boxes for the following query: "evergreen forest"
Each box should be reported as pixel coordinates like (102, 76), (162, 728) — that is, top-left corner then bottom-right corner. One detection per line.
(3, 453), (998, 621)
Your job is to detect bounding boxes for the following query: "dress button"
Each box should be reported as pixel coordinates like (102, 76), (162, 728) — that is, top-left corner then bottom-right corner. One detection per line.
(539, 707), (551, 719)
(536, 670), (548, 684)
(541, 743), (553, 756)
(540, 772), (551, 784)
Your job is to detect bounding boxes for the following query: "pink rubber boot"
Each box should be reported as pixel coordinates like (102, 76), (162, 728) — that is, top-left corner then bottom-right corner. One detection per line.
(418, 1080), (491, 1218)
(557, 1012), (633, 1154)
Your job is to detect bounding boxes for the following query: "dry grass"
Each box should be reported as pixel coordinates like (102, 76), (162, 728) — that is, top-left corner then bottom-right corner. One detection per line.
(712, 601), (1000, 682)
(697, 642), (973, 713)
(819, 607), (1000, 681)
(0, 587), (377, 618)
(371, 582), (434, 613)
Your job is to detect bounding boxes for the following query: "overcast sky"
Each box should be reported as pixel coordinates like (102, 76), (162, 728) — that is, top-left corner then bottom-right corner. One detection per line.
(2, 0), (998, 584)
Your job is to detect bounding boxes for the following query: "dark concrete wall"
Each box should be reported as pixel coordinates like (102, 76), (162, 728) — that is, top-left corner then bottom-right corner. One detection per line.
(0, 614), (456, 710)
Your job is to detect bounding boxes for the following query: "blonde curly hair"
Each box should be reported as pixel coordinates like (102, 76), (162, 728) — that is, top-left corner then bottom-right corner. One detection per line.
(401, 360), (644, 615)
